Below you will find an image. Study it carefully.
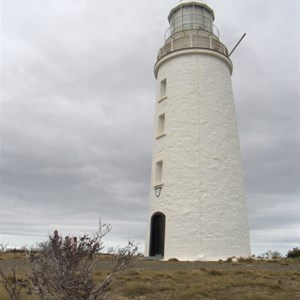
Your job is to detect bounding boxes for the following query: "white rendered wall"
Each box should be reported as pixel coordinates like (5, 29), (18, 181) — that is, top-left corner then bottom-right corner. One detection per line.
(145, 50), (251, 261)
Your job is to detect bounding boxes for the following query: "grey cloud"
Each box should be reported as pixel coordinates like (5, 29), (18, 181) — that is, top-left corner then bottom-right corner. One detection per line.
(1, 0), (299, 254)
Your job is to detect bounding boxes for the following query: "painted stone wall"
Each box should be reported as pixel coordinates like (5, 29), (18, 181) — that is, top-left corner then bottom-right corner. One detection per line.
(145, 50), (251, 261)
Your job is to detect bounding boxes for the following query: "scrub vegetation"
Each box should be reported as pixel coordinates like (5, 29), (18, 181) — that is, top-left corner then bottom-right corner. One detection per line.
(1, 250), (300, 300)
(0, 221), (139, 300)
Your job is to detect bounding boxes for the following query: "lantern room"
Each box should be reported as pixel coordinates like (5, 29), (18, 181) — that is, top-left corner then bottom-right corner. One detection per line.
(168, 0), (215, 37)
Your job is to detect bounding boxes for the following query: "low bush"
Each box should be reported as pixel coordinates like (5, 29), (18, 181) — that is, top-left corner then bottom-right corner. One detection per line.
(287, 247), (300, 258)
(1, 220), (139, 300)
(168, 258), (179, 262)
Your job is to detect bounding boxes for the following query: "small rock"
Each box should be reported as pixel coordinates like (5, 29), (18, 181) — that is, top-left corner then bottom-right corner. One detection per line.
(231, 257), (238, 263)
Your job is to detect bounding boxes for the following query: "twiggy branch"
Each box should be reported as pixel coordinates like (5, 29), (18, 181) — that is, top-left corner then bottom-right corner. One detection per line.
(90, 241), (140, 300)
(0, 267), (24, 300)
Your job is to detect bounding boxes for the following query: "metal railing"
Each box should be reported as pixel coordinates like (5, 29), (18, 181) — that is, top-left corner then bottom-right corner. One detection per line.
(157, 32), (228, 60)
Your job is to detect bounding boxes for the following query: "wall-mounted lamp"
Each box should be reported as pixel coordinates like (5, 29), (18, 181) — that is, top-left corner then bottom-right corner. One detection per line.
(154, 185), (162, 197)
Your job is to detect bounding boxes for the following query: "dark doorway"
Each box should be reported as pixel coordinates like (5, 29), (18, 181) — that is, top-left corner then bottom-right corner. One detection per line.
(149, 212), (165, 257)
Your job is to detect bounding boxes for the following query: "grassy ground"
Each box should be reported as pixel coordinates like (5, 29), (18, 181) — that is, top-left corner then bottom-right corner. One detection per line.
(1, 252), (300, 300)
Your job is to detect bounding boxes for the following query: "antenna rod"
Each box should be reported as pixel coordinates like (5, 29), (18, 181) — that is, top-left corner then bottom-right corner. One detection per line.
(229, 33), (246, 57)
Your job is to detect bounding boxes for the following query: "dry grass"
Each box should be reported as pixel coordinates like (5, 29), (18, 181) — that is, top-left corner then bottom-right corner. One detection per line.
(0, 253), (300, 300)
(0, 252), (26, 261)
(106, 268), (300, 300)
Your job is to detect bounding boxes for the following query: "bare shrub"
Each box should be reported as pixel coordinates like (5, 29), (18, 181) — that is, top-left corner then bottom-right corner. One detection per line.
(0, 243), (9, 252)
(91, 241), (139, 299)
(271, 250), (282, 259)
(27, 221), (139, 300)
(0, 267), (27, 300)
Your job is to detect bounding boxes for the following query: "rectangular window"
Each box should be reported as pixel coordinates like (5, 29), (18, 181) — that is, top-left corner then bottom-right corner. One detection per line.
(174, 9), (182, 32)
(155, 161), (163, 184)
(183, 6), (193, 30)
(157, 114), (165, 137)
(159, 78), (167, 100)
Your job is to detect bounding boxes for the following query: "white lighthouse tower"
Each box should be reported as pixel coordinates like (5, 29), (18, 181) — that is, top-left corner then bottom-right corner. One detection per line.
(145, 0), (251, 261)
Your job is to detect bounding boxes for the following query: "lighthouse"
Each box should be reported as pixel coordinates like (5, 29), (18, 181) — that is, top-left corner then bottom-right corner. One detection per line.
(145, 0), (251, 261)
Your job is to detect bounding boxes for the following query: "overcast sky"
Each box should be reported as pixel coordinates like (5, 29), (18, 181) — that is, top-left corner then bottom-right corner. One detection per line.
(1, 0), (299, 256)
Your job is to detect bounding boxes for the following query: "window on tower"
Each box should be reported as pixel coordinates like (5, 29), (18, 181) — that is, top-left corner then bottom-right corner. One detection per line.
(159, 78), (167, 101)
(182, 6), (193, 30)
(155, 160), (163, 184)
(157, 113), (166, 138)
